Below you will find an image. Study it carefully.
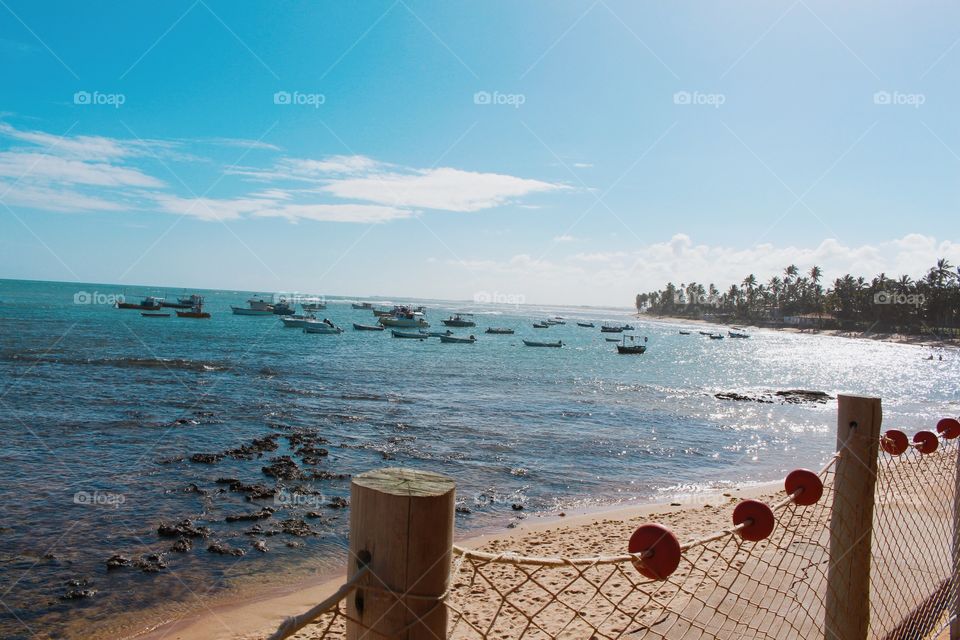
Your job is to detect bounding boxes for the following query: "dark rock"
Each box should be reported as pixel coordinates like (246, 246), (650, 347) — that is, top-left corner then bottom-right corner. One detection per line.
(214, 477), (240, 485)
(286, 540), (305, 549)
(455, 506), (472, 514)
(157, 456), (185, 464)
(305, 511), (324, 519)
(207, 541), (245, 556)
(775, 389), (832, 404)
(252, 540), (268, 553)
(279, 518), (314, 537)
(61, 588), (97, 600)
(190, 452), (223, 464)
(262, 456), (304, 480)
(170, 538), (192, 553)
(106, 554), (132, 570)
(714, 392), (773, 403)
(226, 481), (277, 500)
(66, 577), (93, 588)
(225, 507), (275, 522)
(157, 519), (211, 539)
(328, 497), (348, 509)
(511, 504), (524, 511)
(134, 553), (167, 572)
(311, 470), (350, 480)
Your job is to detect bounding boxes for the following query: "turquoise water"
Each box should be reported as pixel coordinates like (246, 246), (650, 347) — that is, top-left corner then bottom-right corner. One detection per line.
(0, 278), (957, 638)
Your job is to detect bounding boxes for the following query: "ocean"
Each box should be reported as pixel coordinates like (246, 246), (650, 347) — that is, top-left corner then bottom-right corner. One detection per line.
(0, 278), (957, 639)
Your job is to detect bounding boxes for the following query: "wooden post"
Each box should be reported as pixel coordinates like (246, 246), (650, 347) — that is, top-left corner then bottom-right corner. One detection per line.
(825, 395), (882, 640)
(951, 440), (960, 639)
(346, 467), (455, 640)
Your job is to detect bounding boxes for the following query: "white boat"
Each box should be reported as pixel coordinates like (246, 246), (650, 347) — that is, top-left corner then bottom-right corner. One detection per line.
(304, 322), (343, 334)
(352, 302), (374, 310)
(247, 296), (274, 311)
(440, 335), (476, 344)
(379, 314), (429, 328)
(281, 315), (318, 328)
(391, 330), (427, 339)
(301, 299), (326, 311)
(232, 306), (273, 316)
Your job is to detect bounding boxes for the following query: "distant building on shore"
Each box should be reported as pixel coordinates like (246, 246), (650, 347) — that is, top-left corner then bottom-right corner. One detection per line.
(782, 313), (838, 328)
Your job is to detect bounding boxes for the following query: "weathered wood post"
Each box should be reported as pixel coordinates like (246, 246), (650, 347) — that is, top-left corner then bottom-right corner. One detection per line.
(346, 468), (456, 640)
(951, 439), (960, 639)
(825, 395), (882, 640)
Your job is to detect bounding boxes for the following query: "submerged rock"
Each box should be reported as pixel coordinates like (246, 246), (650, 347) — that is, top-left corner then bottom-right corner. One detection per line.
(328, 497), (348, 509)
(190, 453), (223, 464)
(157, 519), (211, 539)
(61, 588), (97, 600)
(207, 541), (245, 556)
(252, 540), (268, 553)
(225, 507), (275, 522)
(715, 389), (832, 405)
(262, 456), (305, 480)
(279, 518), (314, 537)
(134, 553), (167, 572)
(170, 538), (193, 553)
(105, 554), (132, 570)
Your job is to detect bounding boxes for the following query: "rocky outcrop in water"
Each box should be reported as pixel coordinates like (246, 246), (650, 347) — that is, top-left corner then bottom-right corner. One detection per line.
(105, 554), (131, 570)
(157, 519), (211, 539)
(225, 507), (274, 522)
(715, 389), (832, 404)
(134, 553), (167, 572)
(262, 455), (305, 480)
(207, 541), (245, 556)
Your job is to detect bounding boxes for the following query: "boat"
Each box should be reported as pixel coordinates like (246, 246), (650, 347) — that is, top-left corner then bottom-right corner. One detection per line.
(352, 302), (374, 310)
(709, 334), (724, 340)
(605, 337), (621, 342)
(544, 319), (566, 326)
(372, 308), (394, 317)
(161, 294), (201, 309)
(440, 335), (476, 344)
(485, 327), (514, 334)
(728, 331), (750, 339)
(281, 315), (318, 328)
(117, 295), (162, 311)
(600, 325), (623, 333)
(391, 330), (427, 340)
(423, 330), (453, 337)
(616, 335), (646, 354)
(301, 299), (326, 312)
(272, 300), (295, 316)
(523, 339), (562, 348)
(353, 323), (384, 331)
(576, 322), (595, 328)
(246, 296), (274, 311)
(176, 305), (210, 319)
(622, 324), (635, 330)
(232, 306), (273, 316)
(679, 330), (691, 335)
(141, 312), (170, 317)
(532, 322), (549, 329)
(304, 323), (343, 334)
(379, 308), (429, 328)
(441, 314), (476, 327)
(698, 331), (713, 336)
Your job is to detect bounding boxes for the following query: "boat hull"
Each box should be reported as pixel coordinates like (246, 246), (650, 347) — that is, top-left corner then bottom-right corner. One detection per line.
(304, 325), (342, 334)
(485, 328), (514, 334)
(352, 323), (384, 331)
(440, 336), (475, 343)
(379, 317), (429, 328)
(232, 306), (273, 316)
(616, 345), (646, 354)
(141, 312), (170, 317)
(176, 311), (210, 318)
(523, 340), (562, 348)
(391, 330), (426, 339)
(117, 303), (161, 311)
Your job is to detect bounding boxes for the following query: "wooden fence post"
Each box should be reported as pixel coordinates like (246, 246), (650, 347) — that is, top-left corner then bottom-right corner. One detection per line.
(346, 467), (456, 640)
(952, 440), (960, 640)
(825, 395), (882, 640)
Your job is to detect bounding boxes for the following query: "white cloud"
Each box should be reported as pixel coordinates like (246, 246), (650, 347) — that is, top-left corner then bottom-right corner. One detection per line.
(152, 193), (412, 224)
(553, 234), (576, 243)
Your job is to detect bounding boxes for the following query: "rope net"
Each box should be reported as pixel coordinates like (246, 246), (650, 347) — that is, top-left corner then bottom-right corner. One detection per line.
(270, 420), (960, 640)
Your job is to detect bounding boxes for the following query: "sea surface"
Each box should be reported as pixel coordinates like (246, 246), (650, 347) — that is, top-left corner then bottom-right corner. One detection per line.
(0, 278), (957, 639)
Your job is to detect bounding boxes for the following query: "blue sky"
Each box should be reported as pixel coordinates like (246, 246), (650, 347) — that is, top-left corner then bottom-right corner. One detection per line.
(1, 0), (958, 305)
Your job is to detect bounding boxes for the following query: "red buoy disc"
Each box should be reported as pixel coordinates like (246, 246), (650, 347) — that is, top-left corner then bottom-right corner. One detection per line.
(628, 523), (681, 580)
(784, 469), (823, 506)
(936, 418), (960, 440)
(733, 499), (775, 542)
(913, 430), (939, 454)
(881, 430), (909, 456)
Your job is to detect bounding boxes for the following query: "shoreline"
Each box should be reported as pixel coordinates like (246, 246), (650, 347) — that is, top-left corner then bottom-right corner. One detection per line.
(639, 313), (959, 348)
(130, 480), (781, 640)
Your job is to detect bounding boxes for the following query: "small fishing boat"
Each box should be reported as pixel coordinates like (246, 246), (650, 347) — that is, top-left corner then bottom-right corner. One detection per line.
(380, 312), (429, 328)
(728, 331), (750, 339)
(391, 330), (426, 340)
(117, 296), (162, 311)
(485, 327), (514, 334)
(440, 335), (476, 344)
(246, 296), (274, 311)
(304, 323), (343, 334)
(679, 330), (691, 335)
(423, 330), (453, 337)
(272, 300), (295, 316)
(523, 339), (563, 348)
(532, 322), (549, 329)
(353, 323), (384, 331)
(176, 306), (210, 319)
(616, 335), (646, 354)
(372, 308), (394, 317)
(281, 315), (318, 328)
(605, 337), (621, 342)
(698, 331), (713, 336)
(442, 314), (476, 328)
(232, 306), (273, 316)
(576, 322), (595, 328)
(161, 294), (201, 309)
(301, 299), (326, 312)
(544, 319), (566, 325)
(600, 325), (624, 333)
(352, 302), (374, 310)
(141, 312), (170, 318)
(709, 334), (724, 340)
(622, 324), (635, 330)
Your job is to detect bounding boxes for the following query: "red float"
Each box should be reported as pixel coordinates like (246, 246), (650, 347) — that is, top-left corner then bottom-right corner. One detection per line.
(936, 418), (960, 440)
(784, 469), (823, 506)
(733, 499), (775, 541)
(913, 430), (939, 454)
(881, 430), (909, 456)
(628, 524), (681, 580)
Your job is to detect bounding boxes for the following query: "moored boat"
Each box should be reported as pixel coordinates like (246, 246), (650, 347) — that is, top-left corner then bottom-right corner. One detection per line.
(698, 331), (713, 336)
(117, 296), (162, 311)
(615, 335), (646, 354)
(246, 296), (274, 311)
(600, 325), (623, 333)
(176, 307), (210, 319)
(352, 323), (384, 331)
(379, 309), (429, 328)
(440, 335), (476, 344)
(281, 315), (318, 328)
(304, 323), (343, 334)
(391, 330), (427, 340)
(141, 312), (170, 317)
(424, 330), (453, 337)
(161, 294), (201, 309)
(485, 327), (514, 334)
(532, 322), (549, 329)
(728, 331), (750, 338)
(576, 322), (595, 328)
(709, 334), (724, 340)
(441, 314), (476, 327)
(352, 302), (374, 310)
(523, 339), (562, 348)
(605, 337), (621, 342)
(232, 306), (273, 316)
(272, 300), (295, 316)
(679, 330), (691, 335)
(301, 299), (326, 312)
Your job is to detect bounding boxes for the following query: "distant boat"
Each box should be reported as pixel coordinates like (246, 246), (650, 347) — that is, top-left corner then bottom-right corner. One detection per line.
(545, 319), (566, 325)
(622, 324), (635, 330)
(161, 294), (201, 309)
(441, 314), (476, 327)
(176, 307), (210, 319)
(391, 330), (427, 340)
(605, 337), (621, 342)
(141, 312), (170, 318)
(281, 315), (318, 328)
(272, 300), (295, 316)
(679, 330), (691, 335)
(246, 296), (274, 311)
(423, 330), (453, 337)
(710, 334), (724, 340)
(600, 325), (623, 333)
(117, 296), (162, 311)
(616, 335), (646, 354)
(352, 323), (384, 331)
(699, 331), (713, 336)
(304, 323), (343, 334)
(440, 335), (476, 344)
(301, 299), (326, 312)
(523, 339), (562, 348)
(532, 322), (549, 329)
(232, 306), (273, 316)
(728, 331), (750, 339)
(485, 327), (514, 334)
(576, 322), (595, 328)
(380, 312), (429, 328)
(352, 302), (374, 310)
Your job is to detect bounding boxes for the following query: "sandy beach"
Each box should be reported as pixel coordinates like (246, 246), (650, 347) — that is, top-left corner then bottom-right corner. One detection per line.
(133, 481), (782, 640)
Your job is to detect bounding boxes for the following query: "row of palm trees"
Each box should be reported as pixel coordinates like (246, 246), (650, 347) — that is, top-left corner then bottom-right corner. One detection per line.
(635, 259), (960, 334)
